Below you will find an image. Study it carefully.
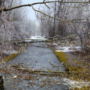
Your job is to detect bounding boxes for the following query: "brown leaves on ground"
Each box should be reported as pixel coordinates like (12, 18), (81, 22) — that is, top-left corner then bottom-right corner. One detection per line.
(40, 83), (46, 88)
(64, 52), (90, 81)
(24, 75), (32, 80)
(69, 51), (90, 69)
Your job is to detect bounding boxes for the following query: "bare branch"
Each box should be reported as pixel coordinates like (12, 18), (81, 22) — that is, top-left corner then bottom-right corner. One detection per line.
(0, 1), (89, 13)
(44, 3), (50, 9)
(43, 0), (45, 2)
(43, 0), (50, 9)
(32, 5), (85, 23)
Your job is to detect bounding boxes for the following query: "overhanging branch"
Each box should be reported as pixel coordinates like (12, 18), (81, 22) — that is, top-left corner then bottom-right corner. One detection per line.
(31, 6), (87, 34)
(32, 5), (85, 23)
(0, 1), (89, 13)
(0, 0), (89, 31)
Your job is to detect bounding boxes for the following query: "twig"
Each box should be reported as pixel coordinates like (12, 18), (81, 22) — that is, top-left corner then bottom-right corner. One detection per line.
(48, 61), (61, 67)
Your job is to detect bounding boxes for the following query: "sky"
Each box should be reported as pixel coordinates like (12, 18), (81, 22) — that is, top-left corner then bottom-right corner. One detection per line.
(21, 0), (54, 25)
(21, 0), (43, 21)
(21, 0), (44, 36)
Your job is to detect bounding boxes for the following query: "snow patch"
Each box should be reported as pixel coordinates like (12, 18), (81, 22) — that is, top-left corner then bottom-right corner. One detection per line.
(29, 36), (47, 41)
(3, 50), (18, 54)
(53, 43), (58, 46)
(25, 39), (31, 42)
(56, 46), (81, 52)
(63, 78), (90, 89)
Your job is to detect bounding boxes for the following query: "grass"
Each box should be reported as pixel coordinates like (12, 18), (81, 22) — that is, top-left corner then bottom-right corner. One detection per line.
(4, 47), (26, 62)
(4, 53), (18, 62)
(53, 50), (90, 90)
(73, 87), (90, 90)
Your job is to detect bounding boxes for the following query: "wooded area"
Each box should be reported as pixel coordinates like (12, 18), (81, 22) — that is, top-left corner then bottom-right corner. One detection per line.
(0, 0), (90, 50)
(0, 0), (90, 90)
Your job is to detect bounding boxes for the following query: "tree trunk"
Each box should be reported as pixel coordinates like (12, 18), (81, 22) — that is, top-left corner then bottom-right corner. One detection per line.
(0, 76), (4, 90)
(53, 0), (56, 37)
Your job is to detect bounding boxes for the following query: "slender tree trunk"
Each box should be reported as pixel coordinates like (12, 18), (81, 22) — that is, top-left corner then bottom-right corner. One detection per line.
(53, 0), (56, 37)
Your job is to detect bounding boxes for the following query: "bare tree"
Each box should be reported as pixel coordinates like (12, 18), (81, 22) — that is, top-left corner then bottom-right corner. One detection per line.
(0, 0), (90, 50)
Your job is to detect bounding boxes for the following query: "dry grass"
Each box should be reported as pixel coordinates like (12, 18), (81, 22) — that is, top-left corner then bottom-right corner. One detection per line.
(53, 50), (90, 90)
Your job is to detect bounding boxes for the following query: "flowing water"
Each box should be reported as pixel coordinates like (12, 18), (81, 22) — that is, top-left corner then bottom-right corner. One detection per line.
(3, 42), (68, 90)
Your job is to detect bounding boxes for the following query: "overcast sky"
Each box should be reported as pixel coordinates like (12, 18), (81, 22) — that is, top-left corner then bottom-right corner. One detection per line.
(21, 0), (43, 21)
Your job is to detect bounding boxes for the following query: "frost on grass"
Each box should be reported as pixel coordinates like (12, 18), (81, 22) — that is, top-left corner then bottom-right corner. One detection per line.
(63, 78), (90, 89)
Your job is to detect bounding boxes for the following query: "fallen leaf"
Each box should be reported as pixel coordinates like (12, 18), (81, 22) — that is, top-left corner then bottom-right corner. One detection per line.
(24, 75), (31, 80)
(13, 75), (17, 79)
(40, 83), (46, 88)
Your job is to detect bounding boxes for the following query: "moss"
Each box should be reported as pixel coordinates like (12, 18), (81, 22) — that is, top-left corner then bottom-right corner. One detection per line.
(4, 53), (18, 62)
(4, 47), (26, 62)
(53, 50), (90, 90)
(53, 50), (76, 71)
(54, 51), (68, 66)
(72, 86), (90, 90)
(53, 50), (90, 80)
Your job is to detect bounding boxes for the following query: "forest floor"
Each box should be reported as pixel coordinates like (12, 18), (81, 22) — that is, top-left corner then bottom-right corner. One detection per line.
(47, 40), (90, 90)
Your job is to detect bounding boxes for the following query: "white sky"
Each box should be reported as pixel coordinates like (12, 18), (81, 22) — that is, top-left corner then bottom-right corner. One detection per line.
(21, 0), (43, 21)
(21, 0), (55, 26)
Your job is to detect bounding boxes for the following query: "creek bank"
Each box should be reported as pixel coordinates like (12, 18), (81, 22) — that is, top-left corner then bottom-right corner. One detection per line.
(0, 43), (28, 64)
(47, 41), (90, 90)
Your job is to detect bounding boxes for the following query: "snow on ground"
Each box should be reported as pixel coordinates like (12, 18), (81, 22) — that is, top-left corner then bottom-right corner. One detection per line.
(63, 78), (90, 89)
(25, 36), (47, 42)
(3, 50), (18, 54)
(25, 39), (31, 42)
(53, 43), (58, 46)
(30, 36), (47, 41)
(56, 46), (81, 52)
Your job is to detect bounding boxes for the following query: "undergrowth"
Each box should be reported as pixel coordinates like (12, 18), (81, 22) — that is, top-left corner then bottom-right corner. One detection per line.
(53, 50), (90, 90)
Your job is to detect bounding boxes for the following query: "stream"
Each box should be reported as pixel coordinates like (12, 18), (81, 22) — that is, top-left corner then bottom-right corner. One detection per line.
(3, 42), (68, 90)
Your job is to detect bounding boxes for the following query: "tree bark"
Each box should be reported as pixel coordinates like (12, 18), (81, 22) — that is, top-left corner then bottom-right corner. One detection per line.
(0, 76), (4, 90)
